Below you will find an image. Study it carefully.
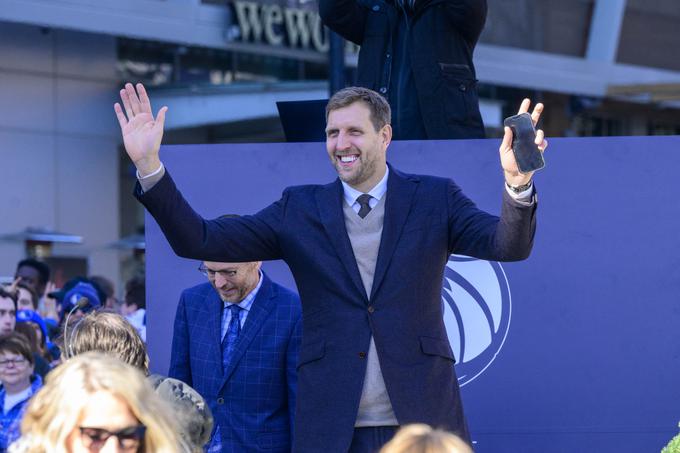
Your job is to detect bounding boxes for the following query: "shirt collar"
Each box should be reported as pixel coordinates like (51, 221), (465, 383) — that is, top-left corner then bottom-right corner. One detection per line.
(224, 270), (262, 313)
(341, 165), (389, 207)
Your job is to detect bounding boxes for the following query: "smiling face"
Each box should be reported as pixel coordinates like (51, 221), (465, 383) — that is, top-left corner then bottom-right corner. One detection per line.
(325, 101), (392, 193)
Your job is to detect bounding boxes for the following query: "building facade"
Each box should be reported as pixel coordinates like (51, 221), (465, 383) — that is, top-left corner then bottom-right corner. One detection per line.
(1, 0), (679, 290)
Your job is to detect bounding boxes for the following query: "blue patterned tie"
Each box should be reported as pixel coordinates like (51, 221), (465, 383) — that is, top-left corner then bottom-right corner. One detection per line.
(222, 304), (242, 372)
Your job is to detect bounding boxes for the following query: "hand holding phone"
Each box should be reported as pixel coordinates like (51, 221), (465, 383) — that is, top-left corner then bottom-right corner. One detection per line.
(499, 99), (548, 187)
(503, 112), (545, 174)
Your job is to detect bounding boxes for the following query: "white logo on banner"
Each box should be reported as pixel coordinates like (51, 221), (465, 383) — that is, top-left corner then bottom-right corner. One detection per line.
(442, 255), (512, 386)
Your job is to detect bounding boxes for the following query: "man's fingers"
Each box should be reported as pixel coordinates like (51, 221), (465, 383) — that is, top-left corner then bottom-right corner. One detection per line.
(9, 277), (20, 291)
(136, 83), (153, 114)
(531, 103), (544, 126)
(154, 106), (168, 131)
(120, 88), (134, 120)
(125, 83), (143, 115)
(500, 126), (513, 152)
(114, 103), (128, 129)
(535, 129), (544, 145)
(535, 129), (548, 151)
(517, 98), (531, 115)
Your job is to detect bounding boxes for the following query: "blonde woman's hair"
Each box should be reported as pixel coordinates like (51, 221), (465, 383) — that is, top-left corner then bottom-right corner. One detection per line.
(64, 310), (149, 375)
(12, 352), (187, 453)
(379, 424), (472, 453)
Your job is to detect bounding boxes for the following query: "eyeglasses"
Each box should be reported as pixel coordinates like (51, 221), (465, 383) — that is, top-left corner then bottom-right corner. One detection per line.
(79, 425), (146, 452)
(0, 357), (27, 368)
(197, 265), (238, 279)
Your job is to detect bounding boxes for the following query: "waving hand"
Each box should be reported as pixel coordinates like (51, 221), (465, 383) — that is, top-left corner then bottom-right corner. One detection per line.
(114, 83), (167, 176)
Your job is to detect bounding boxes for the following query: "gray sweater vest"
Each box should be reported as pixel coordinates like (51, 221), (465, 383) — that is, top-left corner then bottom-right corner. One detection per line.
(343, 195), (399, 427)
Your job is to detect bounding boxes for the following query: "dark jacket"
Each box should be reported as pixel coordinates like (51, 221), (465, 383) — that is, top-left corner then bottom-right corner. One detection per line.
(319, 0), (487, 139)
(137, 164), (536, 452)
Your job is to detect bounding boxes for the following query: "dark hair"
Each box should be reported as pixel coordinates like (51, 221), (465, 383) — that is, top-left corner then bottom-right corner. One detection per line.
(0, 331), (35, 365)
(15, 323), (41, 354)
(89, 275), (115, 298)
(16, 259), (50, 285)
(125, 277), (146, 310)
(0, 286), (18, 310)
(326, 86), (392, 132)
(17, 281), (39, 310)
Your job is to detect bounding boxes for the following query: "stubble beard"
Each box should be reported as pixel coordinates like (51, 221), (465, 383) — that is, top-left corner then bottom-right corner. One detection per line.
(336, 155), (378, 189)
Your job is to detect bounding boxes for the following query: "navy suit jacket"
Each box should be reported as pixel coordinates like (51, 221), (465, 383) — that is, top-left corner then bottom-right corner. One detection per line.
(140, 163), (536, 452)
(169, 273), (302, 452)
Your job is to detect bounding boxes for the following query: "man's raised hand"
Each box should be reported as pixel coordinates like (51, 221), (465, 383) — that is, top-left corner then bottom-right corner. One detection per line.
(499, 98), (548, 187)
(114, 83), (167, 176)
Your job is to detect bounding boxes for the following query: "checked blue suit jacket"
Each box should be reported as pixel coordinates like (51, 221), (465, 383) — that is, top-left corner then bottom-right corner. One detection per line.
(169, 272), (302, 452)
(139, 163), (536, 452)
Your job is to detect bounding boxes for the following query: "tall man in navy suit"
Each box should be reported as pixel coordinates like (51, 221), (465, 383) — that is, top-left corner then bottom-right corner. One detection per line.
(115, 84), (547, 452)
(170, 259), (301, 453)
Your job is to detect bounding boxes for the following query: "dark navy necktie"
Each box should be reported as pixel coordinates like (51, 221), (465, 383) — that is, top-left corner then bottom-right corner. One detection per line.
(357, 194), (373, 218)
(222, 304), (242, 371)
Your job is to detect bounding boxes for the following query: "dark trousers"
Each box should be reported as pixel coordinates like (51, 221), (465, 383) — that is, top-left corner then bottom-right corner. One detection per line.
(348, 426), (398, 453)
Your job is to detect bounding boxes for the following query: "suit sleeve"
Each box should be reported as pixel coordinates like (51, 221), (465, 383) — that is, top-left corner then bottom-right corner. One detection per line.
(136, 170), (285, 262)
(169, 292), (192, 386)
(447, 180), (536, 261)
(286, 316), (302, 439)
(318, 0), (368, 45)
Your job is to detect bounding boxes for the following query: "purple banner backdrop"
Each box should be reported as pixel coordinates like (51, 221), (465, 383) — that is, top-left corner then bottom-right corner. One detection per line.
(146, 136), (680, 452)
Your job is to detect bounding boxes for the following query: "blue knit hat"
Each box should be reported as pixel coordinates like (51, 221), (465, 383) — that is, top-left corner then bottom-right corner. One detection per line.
(62, 282), (101, 313)
(16, 309), (49, 341)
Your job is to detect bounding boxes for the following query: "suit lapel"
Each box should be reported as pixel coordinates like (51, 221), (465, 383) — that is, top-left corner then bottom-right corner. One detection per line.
(221, 274), (276, 384)
(315, 180), (368, 300)
(207, 289), (225, 379)
(371, 165), (419, 300)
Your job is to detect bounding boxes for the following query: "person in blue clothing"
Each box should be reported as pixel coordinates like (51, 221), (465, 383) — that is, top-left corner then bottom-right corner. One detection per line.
(0, 333), (42, 452)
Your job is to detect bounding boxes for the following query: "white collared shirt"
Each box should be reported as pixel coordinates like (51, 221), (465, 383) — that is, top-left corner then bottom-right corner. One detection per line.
(341, 166), (390, 214)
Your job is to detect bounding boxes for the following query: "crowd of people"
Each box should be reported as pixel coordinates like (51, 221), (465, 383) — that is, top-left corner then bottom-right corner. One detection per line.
(0, 258), (160, 452)
(1, 255), (476, 453)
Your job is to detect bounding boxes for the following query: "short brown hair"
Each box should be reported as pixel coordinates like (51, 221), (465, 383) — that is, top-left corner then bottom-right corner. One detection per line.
(0, 286), (18, 310)
(326, 86), (391, 131)
(65, 310), (149, 374)
(0, 331), (35, 365)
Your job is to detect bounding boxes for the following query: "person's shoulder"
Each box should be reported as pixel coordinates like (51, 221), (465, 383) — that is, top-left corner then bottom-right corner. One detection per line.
(269, 281), (300, 303)
(283, 181), (337, 197)
(268, 281), (302, 314)
(180, 282), (214, 300)
(389, 165), (450, 187)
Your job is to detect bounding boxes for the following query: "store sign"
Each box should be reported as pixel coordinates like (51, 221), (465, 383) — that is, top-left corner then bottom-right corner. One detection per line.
(233, 1), (330, 52)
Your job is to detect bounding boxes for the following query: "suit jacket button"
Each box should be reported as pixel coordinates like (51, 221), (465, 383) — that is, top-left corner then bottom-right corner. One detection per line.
(217, 397), (225, 405)
(358, 352), (366, 358)
(367, 306), (375, 313)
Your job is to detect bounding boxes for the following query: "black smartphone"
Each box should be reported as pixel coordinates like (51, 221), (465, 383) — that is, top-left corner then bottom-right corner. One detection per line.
(503, 112), (545, 174)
